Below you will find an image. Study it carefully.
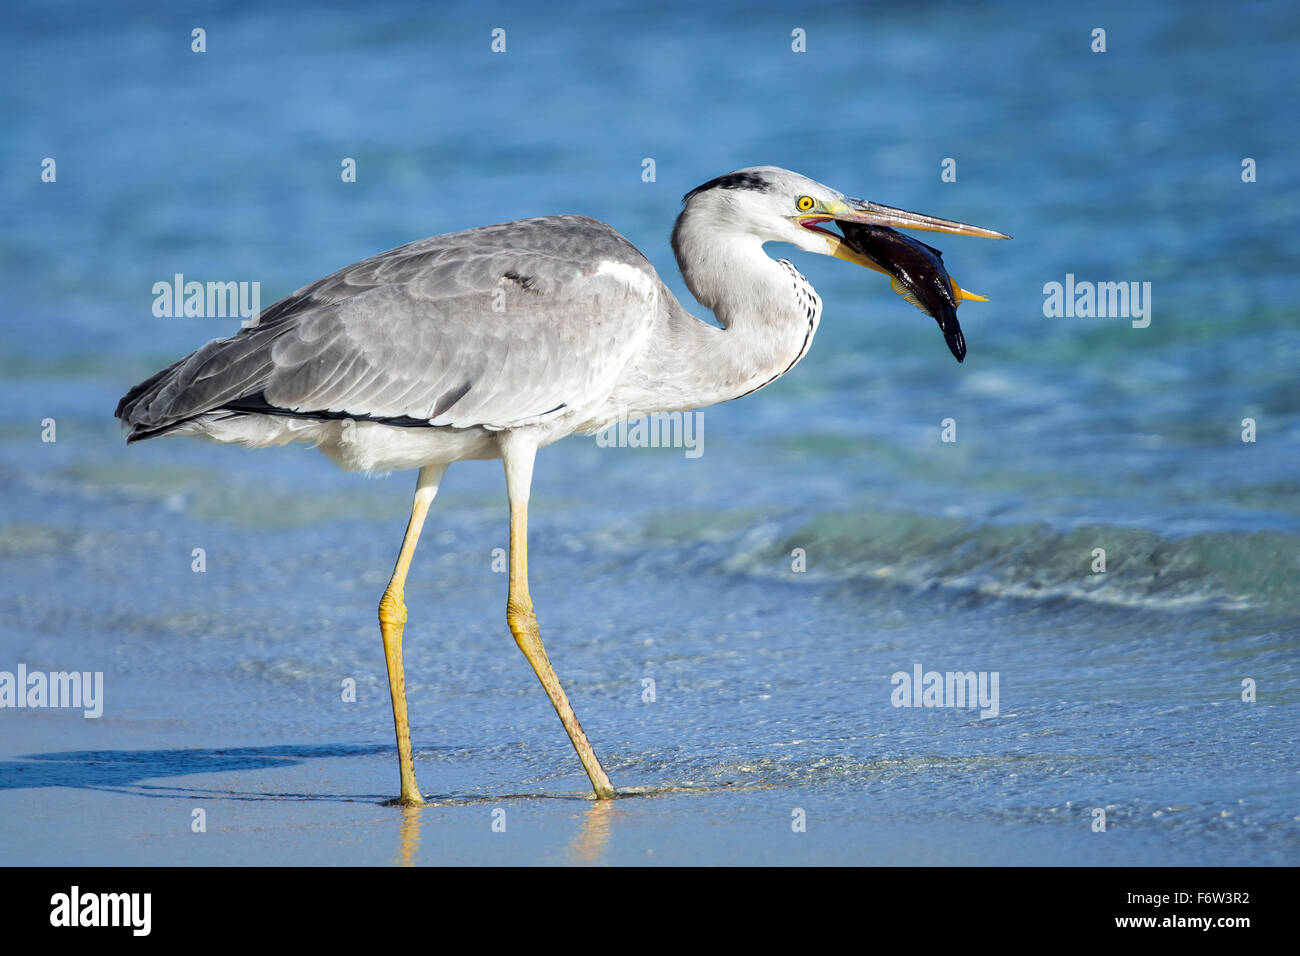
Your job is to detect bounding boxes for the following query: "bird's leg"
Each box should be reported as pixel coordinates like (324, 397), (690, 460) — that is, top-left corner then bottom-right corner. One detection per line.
(503, 439), (616, 799)
(378, 463), (446, 807)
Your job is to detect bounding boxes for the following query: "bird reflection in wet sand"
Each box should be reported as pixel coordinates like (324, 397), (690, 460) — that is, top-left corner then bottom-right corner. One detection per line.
(391, 797), (616, 864)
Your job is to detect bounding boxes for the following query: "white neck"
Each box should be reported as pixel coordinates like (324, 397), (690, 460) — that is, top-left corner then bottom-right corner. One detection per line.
(601, 213), (823, 421)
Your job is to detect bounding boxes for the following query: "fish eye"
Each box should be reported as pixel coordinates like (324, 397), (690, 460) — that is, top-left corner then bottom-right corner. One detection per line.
(796, 195), (815, 212)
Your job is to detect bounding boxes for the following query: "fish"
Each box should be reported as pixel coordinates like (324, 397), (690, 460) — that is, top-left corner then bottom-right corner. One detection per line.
(837, 221), (987, 363)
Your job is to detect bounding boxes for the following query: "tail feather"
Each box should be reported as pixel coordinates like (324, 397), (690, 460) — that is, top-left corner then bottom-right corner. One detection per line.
(115, 326), (281, 441)
(115, 357), (191, 441)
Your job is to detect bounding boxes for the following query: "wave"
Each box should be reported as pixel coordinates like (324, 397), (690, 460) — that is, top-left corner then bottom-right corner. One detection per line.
(650, 508), (1300, 618)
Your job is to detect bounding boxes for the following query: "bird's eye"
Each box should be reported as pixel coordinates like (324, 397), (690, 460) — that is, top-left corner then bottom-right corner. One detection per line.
(796, 195), (815, 212)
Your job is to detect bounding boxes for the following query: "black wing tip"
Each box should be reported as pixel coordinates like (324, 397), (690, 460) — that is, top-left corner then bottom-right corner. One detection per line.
(122, 424), (163, 443)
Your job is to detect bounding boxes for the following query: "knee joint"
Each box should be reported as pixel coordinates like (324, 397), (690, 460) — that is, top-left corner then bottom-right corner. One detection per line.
(506, 599), (536, 634)
(379, 591), (407, 628)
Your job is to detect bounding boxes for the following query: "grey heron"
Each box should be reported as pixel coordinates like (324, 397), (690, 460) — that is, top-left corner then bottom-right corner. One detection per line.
(116, 166), (1008, 806)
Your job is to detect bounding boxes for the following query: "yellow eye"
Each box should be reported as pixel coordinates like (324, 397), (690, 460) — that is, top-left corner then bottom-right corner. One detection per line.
(796, 195), (815, 212)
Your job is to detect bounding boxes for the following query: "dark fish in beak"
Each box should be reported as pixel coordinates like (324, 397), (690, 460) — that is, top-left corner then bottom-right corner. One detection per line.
(837, 221), (982, 363)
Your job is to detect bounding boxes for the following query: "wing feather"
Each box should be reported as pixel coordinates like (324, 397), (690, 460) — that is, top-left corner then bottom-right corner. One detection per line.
(117, 216), (658, 437)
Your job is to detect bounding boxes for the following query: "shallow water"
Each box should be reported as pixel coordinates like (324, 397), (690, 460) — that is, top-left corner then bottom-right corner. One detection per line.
(1, 0), (1298, 864)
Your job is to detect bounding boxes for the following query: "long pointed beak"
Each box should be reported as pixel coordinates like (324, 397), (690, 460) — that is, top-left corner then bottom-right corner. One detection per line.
(830, 198), (1011, 239)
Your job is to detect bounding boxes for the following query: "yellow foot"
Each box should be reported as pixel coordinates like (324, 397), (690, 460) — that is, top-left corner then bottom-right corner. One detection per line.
(385, 792), (426, 808)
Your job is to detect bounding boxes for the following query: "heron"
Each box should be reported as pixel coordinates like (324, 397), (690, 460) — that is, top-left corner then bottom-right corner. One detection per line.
(115, 166), (1008, 806)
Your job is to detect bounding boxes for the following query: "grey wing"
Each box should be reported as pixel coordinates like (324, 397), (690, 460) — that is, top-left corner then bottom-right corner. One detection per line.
(117, 216), (659, 436)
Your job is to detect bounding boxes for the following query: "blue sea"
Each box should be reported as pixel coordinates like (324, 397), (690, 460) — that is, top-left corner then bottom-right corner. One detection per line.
(1, 0), (1297, 865)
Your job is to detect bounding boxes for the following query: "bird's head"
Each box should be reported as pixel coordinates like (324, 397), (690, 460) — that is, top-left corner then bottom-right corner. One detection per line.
(679, 164), (1007, 258)
(674, 166), (1010, 361)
